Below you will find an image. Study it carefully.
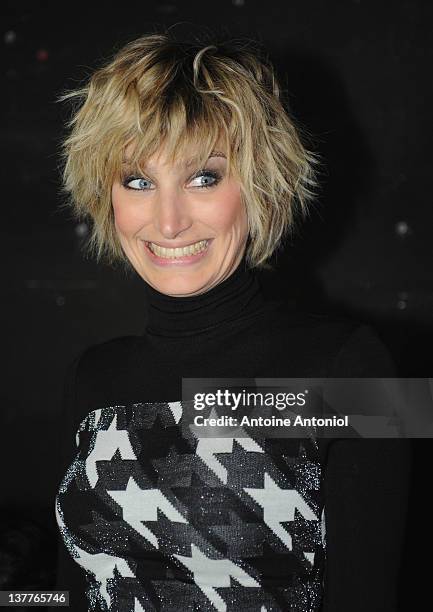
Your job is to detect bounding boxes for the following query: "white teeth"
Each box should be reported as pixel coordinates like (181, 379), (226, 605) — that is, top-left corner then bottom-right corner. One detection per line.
(148, 240), (209, 258)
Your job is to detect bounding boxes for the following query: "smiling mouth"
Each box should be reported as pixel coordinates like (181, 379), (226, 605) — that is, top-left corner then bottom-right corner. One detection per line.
(146, 240), (209, 259)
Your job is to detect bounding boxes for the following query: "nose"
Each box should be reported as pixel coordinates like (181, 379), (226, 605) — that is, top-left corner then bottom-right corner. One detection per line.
(153, 187), (193, 239)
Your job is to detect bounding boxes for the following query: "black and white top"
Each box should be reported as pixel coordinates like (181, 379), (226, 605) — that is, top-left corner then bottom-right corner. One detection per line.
(54, 256), (411, 612)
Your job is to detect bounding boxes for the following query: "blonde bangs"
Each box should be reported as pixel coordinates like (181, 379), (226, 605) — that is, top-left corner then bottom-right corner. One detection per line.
(124, 101), (234, 185)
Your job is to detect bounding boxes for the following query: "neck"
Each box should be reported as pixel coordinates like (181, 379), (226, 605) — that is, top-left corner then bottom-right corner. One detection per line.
(143, 254), (266, 337)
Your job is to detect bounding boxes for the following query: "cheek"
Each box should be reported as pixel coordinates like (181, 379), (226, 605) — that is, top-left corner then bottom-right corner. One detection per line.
(112, 185), (147, 236)
(211, 184), (246, 232)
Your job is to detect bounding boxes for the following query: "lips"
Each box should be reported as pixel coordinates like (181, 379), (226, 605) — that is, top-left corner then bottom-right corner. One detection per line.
(146, 239), (209, 259)
(143, 239), (212, 265)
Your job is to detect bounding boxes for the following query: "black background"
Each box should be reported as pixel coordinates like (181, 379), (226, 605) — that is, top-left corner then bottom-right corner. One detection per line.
(1, 1), (432, 607)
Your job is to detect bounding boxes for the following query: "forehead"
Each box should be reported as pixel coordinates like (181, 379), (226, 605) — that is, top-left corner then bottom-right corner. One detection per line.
(122, 141), (227, 170)
(123, 151), (226, 170)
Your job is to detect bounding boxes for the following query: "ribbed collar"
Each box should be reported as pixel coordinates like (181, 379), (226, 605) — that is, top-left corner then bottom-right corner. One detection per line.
(142, 254), (266, 337)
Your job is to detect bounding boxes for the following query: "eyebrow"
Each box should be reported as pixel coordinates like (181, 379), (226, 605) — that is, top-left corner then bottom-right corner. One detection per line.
(121, 150), (226, 168)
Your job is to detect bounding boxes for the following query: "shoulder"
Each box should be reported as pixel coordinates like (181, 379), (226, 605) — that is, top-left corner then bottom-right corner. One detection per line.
(263, 300), (396, 377)
(63, 335), (139, 409)
(71, 334), (139, 382)
(262, 299), (362, 349)
(326, 319), (397, 376)
(77, 334), (138, 367)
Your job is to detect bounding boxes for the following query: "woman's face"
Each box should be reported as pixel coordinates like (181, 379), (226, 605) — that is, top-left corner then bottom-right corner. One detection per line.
(111, 141), (249, 296)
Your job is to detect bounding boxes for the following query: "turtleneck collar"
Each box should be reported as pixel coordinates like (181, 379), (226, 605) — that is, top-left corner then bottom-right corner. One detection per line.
(142, 254), (266, 337)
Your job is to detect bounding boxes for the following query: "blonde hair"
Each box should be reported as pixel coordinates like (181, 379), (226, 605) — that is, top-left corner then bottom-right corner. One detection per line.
(57, 31), (321, 270)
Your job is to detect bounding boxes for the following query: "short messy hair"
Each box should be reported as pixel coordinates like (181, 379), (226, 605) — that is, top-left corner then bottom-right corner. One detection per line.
(57, 30), (321, 270)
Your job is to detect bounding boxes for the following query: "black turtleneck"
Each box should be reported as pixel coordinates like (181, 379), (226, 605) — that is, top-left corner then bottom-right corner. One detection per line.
(55, 255), (412, 612)
(142, 254), (267, 337)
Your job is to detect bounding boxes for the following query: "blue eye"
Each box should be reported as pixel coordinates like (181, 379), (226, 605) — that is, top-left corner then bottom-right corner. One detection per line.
(121, 169), (222, 191)
(189, 170), (221, 189)
(122, 177), (153, 191)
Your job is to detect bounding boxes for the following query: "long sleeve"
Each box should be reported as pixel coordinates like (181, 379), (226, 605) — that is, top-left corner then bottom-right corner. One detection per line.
(54, 352), (89, 612)
(321, 325), (413, 612)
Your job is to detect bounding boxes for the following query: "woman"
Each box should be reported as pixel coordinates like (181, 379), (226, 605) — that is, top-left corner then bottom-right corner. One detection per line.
(54, 32), (411, 612)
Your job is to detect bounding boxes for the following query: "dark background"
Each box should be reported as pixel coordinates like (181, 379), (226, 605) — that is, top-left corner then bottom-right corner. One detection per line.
(1, 1), (432, 608)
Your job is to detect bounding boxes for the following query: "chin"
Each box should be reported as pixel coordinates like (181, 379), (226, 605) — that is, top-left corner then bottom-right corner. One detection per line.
(144, 272), (211, 297)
